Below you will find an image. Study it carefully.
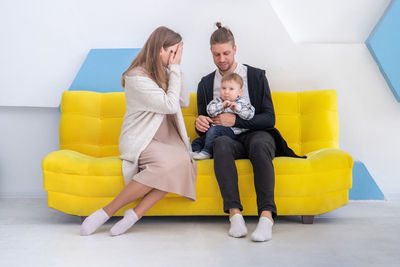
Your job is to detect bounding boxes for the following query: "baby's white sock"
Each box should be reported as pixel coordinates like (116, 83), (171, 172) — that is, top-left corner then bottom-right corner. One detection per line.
(80, 209), (110, 236)
(110, 209), (139, 236)
(193, 151), (211, 160)
(228, 213), (248, 238)
(251, 216), (273, 242)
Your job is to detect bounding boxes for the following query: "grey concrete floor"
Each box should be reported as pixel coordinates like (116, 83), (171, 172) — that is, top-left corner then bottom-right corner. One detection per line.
(0, 198), (399, 267)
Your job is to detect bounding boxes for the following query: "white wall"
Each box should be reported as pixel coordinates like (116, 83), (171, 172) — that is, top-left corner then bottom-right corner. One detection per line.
(269, 0), (390, 43)
(0, 107), (59, 197)
(0, 0), (399, 199)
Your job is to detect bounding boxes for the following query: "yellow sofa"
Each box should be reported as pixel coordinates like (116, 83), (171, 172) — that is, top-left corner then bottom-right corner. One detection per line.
(42, 90), (353, 223)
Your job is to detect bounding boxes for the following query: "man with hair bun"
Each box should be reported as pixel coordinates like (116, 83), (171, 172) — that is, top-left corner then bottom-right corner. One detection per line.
(193, 22), (304, 242)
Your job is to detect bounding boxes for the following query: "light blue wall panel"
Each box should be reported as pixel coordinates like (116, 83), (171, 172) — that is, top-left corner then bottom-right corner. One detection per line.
(366, 0), (400, 102)
(350, 161), (385, 200)
(69, 48), (140, 92)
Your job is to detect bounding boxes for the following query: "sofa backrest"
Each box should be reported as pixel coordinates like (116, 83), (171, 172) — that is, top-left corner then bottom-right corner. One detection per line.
(271, 90), (339, 155)
(60, 91), (125, 157)
(59, 90), (338, 157)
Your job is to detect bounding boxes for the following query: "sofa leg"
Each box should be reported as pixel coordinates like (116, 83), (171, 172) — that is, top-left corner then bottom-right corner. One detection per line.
(302, 215), (314, 224)
(80, 216), (87, 223)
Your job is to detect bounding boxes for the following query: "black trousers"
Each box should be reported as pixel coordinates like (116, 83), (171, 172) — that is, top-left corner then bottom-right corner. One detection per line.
(213, 130), (277, 218)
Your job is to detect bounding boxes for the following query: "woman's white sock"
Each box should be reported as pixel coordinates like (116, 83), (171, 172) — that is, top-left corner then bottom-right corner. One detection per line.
(80, 209), (110, 236)
(251, 216), (273, 242)
(110, 209), (139, 236)
(228, 213), (248, 238)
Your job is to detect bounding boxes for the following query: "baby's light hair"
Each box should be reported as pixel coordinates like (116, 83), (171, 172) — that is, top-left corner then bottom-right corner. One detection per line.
(221, 73), (243, 89)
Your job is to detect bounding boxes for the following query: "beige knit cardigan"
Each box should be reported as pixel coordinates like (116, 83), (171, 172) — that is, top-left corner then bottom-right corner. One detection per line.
(119, 64), (192, 185)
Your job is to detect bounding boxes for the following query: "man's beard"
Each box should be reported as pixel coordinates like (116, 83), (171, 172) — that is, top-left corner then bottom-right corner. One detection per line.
(217, 61), (233, 73)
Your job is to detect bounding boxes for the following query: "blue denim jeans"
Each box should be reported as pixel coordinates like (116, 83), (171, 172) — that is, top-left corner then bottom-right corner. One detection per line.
(198, 125), (236, 156)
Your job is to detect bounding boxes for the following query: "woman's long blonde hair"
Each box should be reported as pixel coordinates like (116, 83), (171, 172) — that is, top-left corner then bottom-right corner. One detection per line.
(121, 26), (182, 90)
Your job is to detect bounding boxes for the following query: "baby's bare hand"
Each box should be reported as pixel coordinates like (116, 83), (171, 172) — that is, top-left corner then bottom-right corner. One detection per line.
(222, 100), (230, 108)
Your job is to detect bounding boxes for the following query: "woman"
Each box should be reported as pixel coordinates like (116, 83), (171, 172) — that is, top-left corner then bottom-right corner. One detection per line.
(80, 26), (196, 236)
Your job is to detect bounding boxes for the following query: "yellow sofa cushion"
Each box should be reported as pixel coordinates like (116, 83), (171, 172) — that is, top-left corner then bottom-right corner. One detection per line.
(43, 148), (352, 198)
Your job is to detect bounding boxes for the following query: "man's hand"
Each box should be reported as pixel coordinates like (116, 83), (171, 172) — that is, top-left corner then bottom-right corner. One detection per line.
(195, 115), (213, 132)
(212, 113), (236, 127)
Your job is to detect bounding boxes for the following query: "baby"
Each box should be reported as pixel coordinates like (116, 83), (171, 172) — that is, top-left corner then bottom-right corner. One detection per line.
(192, 73), (255, 160)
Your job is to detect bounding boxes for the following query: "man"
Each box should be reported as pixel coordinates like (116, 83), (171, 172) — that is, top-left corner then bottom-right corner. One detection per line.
(193, 23), (303, 242)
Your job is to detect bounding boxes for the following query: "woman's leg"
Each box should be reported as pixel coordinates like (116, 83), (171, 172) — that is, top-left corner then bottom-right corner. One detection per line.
(103, 179), (153, 217)
(81, 180), (153, 236)
(134, 188), (167, 218)
(109, 188), (167, 236)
